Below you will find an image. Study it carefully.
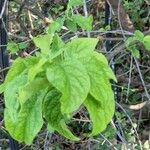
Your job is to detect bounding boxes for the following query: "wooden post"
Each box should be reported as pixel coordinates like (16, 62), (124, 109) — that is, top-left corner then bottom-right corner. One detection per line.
(0, 0), (9, 77)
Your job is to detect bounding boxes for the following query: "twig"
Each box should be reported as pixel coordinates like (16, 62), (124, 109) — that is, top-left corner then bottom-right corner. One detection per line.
(118, 0), (126, 39)
(126, 55), (133, 102)
(28, 10), (34, 30)
(0, 67), (9, 73)
(72, 118), (90, 122)
(134, 57), (150, 102)
(83, 0), (90, 37)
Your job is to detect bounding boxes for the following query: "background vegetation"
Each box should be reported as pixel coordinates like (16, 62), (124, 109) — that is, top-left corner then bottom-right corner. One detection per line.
(0, 0), (150, 149)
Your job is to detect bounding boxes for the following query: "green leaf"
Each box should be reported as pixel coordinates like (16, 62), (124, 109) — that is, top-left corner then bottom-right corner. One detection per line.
(28, 58), (47, 81)
(52, 34), (64, 51)
(18, 42), (28, 50)
(134, 30), (144, 42)
(47, 124), (55, 133)
(43, 89), (79, 141)
(46, 59), (90, 114)
(90, 52), (116, 81)
(81, 52), (116, 135)
(4, 72), (27, 122)
(47, 17), (64, 34)
(66, 19), (77, 32)
(72, 15), (93, 31)
(5, 57), (38, 85)
(84, 94), (114, 136)
(0, 83), (5, 94)
(68, 0), (82, 7)
(143, 35), (150, 51)
(7, 41), (19, 53)
(64, 38), (98, 59)
(50, 34), (65, 59)
(22, 56), (39, 68)
(5, 58), (25, 84)
(131, 46), (140, 58)
(80, 51), (116, 103)
(33, 34), (52, 54)
(5, 91), (45, 145)
(18, 78), (49, 104)
(125, 37), (135, 48)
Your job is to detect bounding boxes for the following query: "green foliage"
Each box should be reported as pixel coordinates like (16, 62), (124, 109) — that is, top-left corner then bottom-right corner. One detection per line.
(5, 90), (46, 144)
(43, 89), (79, 141)
(125, 30), (150, 58)
(48, 0), (93, 32)
(7, 41), (28, 54)
(123, 0), (147, 30)
(2, 34), (116, 144)
(84, 94), (114, 136)
(143, 35), (150, 51)
(33, 34), (53, 54)
(71, 15), (93, 31)
(68, 0), (82, 8)
(47, 17), (65, 34)
(46, 58), (90, 115)
(7, 41), (19, 53)
(1, 2), (116, 145)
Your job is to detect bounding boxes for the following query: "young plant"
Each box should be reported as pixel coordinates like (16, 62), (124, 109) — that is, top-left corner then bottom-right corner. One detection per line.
(0, 0), (116, 145)
(126, 30), (150, 58)
(0, 33), (116, 144)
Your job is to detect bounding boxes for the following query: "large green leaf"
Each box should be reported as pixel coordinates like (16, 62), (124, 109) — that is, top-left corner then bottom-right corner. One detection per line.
(46, 59), (90, 114)
(5, 56), (38, 84)
(80, 52), (115, 127)
(64, 38), (98, 59)
(18, 78), (49, 104)
(5, 58), (25, 84)
(4, 72), (27, 121)
(43, 89), (79, 141)
(2, 56), (38, 93)
(0, 57), (38, 94)
(89, 52), (117, 81)
(84, 94), (113, 136)
(5, 91), (45, 144)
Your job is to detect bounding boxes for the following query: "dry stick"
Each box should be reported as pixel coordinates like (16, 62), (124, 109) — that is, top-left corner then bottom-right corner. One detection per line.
(111, 120), (134, 150)
(134, 57), (150, 102)
(77, 30), (134, 35)
(126, 55), (133, 102)
(28, 10), (34, 30)
(43, 131), (51, 150)
(0, 67), (9, 73)
(14, 0), (45, 20)
(8, 32), (29, 40)
(118, 0), (126, 39)
(91, 137), (118, 150)
(100, 134), (118, 150)
(83, 0), (90, 37)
